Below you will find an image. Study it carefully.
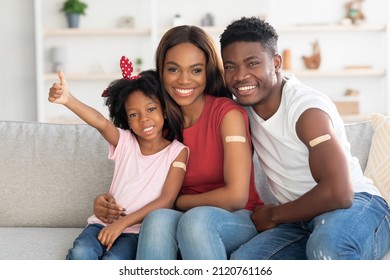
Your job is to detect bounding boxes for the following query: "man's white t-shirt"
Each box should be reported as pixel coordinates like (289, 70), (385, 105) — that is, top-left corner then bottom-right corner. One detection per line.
(246, 75), (381, 204)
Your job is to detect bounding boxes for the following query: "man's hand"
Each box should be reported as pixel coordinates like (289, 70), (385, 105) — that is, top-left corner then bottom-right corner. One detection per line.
(93, 193), (125, 224)
(251, 204), (278, 232)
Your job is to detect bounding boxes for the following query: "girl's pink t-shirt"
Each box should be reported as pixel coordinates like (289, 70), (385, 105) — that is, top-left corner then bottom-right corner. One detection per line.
(87, 129), (187, 233)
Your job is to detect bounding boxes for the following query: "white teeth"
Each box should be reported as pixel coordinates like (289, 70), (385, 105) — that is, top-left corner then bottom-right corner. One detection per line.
(176, 88), (193, 94)
(143, 126), (153, 132)
(238, 85), (256, 91)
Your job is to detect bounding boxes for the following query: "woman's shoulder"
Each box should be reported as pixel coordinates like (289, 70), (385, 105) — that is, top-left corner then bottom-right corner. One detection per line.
(207, 95), (243, 112)
(204, 96), (248, 127)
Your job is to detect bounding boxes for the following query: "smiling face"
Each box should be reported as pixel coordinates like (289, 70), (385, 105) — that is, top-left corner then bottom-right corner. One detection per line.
(222, 41), (281, 109)
(124, 90), (165, 141)
(162, 43), (207, 109)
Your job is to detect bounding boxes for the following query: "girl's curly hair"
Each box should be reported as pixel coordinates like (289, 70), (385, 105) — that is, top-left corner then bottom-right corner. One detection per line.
(103, 70), (179, 141)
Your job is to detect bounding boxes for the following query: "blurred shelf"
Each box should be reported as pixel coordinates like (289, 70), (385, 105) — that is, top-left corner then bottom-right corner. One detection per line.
(44, 73), (122, 81)
(44, 28), (151, 37)
(276, 23), (386, 32)
(197, 23), (386, 35)
(341, 114), (371, 124)
(44, 68), (385, 82)
(286, 68), (386, 78)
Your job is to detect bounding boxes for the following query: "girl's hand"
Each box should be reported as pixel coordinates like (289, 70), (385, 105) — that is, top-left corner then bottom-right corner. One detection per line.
(98, 219), (127, 251)
(48, 70), (71, 104)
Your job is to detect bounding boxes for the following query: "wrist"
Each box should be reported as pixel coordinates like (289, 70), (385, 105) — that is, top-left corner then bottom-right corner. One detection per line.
(173, 193), (184, 212)
(268, 205), (279, 226)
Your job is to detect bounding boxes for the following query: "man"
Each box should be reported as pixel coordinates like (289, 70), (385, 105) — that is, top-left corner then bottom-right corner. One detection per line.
(220, 16), (390, 260)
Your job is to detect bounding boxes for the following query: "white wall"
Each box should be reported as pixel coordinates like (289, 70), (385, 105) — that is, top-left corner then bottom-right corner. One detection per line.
(0, 0), (37, 121)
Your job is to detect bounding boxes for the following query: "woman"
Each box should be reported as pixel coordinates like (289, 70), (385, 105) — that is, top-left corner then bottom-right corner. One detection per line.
(94, 25), (263, 260)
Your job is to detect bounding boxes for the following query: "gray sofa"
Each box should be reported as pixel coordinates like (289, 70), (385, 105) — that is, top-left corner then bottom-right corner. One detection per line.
(0, 120), (389, 260)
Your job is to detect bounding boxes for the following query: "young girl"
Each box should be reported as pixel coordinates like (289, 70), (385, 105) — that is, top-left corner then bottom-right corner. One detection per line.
(48, 56), (189, 260)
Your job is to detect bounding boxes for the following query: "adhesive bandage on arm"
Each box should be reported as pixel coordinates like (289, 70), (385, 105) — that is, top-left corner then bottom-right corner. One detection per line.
(225, 136), (246, 143)
(309, 134), (331, 147)
(172, 161), (187, 172)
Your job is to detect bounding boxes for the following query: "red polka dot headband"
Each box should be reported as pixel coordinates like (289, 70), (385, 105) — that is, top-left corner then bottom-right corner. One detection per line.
(102, 55), (141, 97)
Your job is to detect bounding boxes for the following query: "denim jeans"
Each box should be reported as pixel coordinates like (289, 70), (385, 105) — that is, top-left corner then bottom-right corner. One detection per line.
(66, 223), (139, 260)
(136, 206), (258, 260)
(231, 192), (390, 260)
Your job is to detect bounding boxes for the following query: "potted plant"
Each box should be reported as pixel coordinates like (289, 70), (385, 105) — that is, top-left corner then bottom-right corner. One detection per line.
(60, 0), (88, 28)
(135, 57), (143, 73)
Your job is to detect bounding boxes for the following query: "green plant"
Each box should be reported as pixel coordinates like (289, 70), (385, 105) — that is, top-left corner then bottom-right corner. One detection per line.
(135, 57), (143, 65)
(60, 0), (88, 15)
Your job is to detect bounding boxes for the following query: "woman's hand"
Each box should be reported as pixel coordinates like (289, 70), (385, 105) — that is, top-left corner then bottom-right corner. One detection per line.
(93, 193), (125, 224)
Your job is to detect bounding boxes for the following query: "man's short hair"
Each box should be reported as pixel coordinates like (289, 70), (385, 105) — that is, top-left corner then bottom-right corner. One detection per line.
(220, 16), (279, 56)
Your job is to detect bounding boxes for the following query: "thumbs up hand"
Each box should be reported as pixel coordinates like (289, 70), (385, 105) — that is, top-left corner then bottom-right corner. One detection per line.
(48, 70), (71, 104)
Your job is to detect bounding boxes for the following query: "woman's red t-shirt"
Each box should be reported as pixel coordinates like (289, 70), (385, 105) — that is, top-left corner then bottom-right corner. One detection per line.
(181, 95), (263, 210)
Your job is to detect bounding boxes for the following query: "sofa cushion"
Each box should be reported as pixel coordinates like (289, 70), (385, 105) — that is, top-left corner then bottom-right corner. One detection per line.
(364, 114), (390, 203)
(0, 227), (82, 260)
(344, 121), (373, 171)
(0, 121), (114, 228)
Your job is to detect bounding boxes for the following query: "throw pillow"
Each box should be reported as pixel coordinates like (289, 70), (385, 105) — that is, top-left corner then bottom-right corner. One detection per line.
(364, 113), (390, 203)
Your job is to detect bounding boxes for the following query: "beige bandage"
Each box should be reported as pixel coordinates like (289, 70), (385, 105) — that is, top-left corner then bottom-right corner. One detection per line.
(309, 134), (331, 147)
(172, 161), (186, 172)
(225, 136), (246, 143)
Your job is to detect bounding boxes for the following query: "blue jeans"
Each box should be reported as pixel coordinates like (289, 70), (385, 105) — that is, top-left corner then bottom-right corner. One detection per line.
(136, 206), (258, 260)
(231, 192), (390, 260)
(66, 224), (139, 260)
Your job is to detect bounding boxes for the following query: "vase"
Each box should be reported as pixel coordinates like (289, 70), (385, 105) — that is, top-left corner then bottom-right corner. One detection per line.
(66, 13), (80, 28)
